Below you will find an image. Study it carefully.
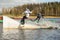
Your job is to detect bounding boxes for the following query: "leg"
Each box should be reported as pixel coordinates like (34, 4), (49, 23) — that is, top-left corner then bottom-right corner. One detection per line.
(20, 19), (23, 24)
(20, 15), (27, 25)
(37, 17), (41, 23)
(34, 17), (38, 21)
(21, 17), (26, 25)
(37, 18), (40, 23)
(22, 19), (25, 25)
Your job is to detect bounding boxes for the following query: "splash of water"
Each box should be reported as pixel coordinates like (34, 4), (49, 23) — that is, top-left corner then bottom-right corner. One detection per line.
(3, 16), (60, 29)
(3, 16), (20, 28)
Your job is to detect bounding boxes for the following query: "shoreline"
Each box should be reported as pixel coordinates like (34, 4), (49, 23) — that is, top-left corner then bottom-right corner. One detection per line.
(3, 15), (60, 20)
(3, 15), (60, 18)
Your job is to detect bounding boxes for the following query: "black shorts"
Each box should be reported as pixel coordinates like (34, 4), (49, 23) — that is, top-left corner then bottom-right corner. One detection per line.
(37, 16), (41, 19)
(23, 16), (27, 19)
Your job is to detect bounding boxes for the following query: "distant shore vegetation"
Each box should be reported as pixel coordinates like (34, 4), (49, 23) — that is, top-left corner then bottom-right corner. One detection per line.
(3, 2), (60, 17)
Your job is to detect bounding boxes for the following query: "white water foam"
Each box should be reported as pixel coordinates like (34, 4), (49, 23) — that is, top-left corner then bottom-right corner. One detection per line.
(3, 16), (60, 29)
(3, 16), (20, 28)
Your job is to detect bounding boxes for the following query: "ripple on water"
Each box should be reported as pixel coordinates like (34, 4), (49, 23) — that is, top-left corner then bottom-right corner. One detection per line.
(2, 29), (60, 40)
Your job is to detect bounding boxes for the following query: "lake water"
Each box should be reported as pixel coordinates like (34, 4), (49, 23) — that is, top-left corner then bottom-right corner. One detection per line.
(2, 29), (60, 40)
(2, 18), (60, 40)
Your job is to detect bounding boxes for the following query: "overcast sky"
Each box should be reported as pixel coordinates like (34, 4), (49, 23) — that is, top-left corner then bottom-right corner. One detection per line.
(0, 0), (60, 12)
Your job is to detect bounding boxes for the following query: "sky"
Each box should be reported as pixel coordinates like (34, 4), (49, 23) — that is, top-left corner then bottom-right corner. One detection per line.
(0, 0), (60, 12)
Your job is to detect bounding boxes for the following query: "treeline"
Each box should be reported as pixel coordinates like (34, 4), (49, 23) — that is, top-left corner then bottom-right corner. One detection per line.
(3, 2), (60, 16)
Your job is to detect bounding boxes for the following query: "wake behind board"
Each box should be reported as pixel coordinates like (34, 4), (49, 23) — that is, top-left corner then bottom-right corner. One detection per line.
(18, 23), (50, 29)
(19, 20), (60, 29)
(19, 24), (60, 30)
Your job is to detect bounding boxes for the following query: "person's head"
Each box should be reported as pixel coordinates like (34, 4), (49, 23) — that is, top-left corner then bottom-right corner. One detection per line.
(38, 13), (41, 14)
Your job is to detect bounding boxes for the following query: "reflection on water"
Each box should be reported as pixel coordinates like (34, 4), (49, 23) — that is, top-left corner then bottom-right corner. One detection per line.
(2, 29), (60, 40)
